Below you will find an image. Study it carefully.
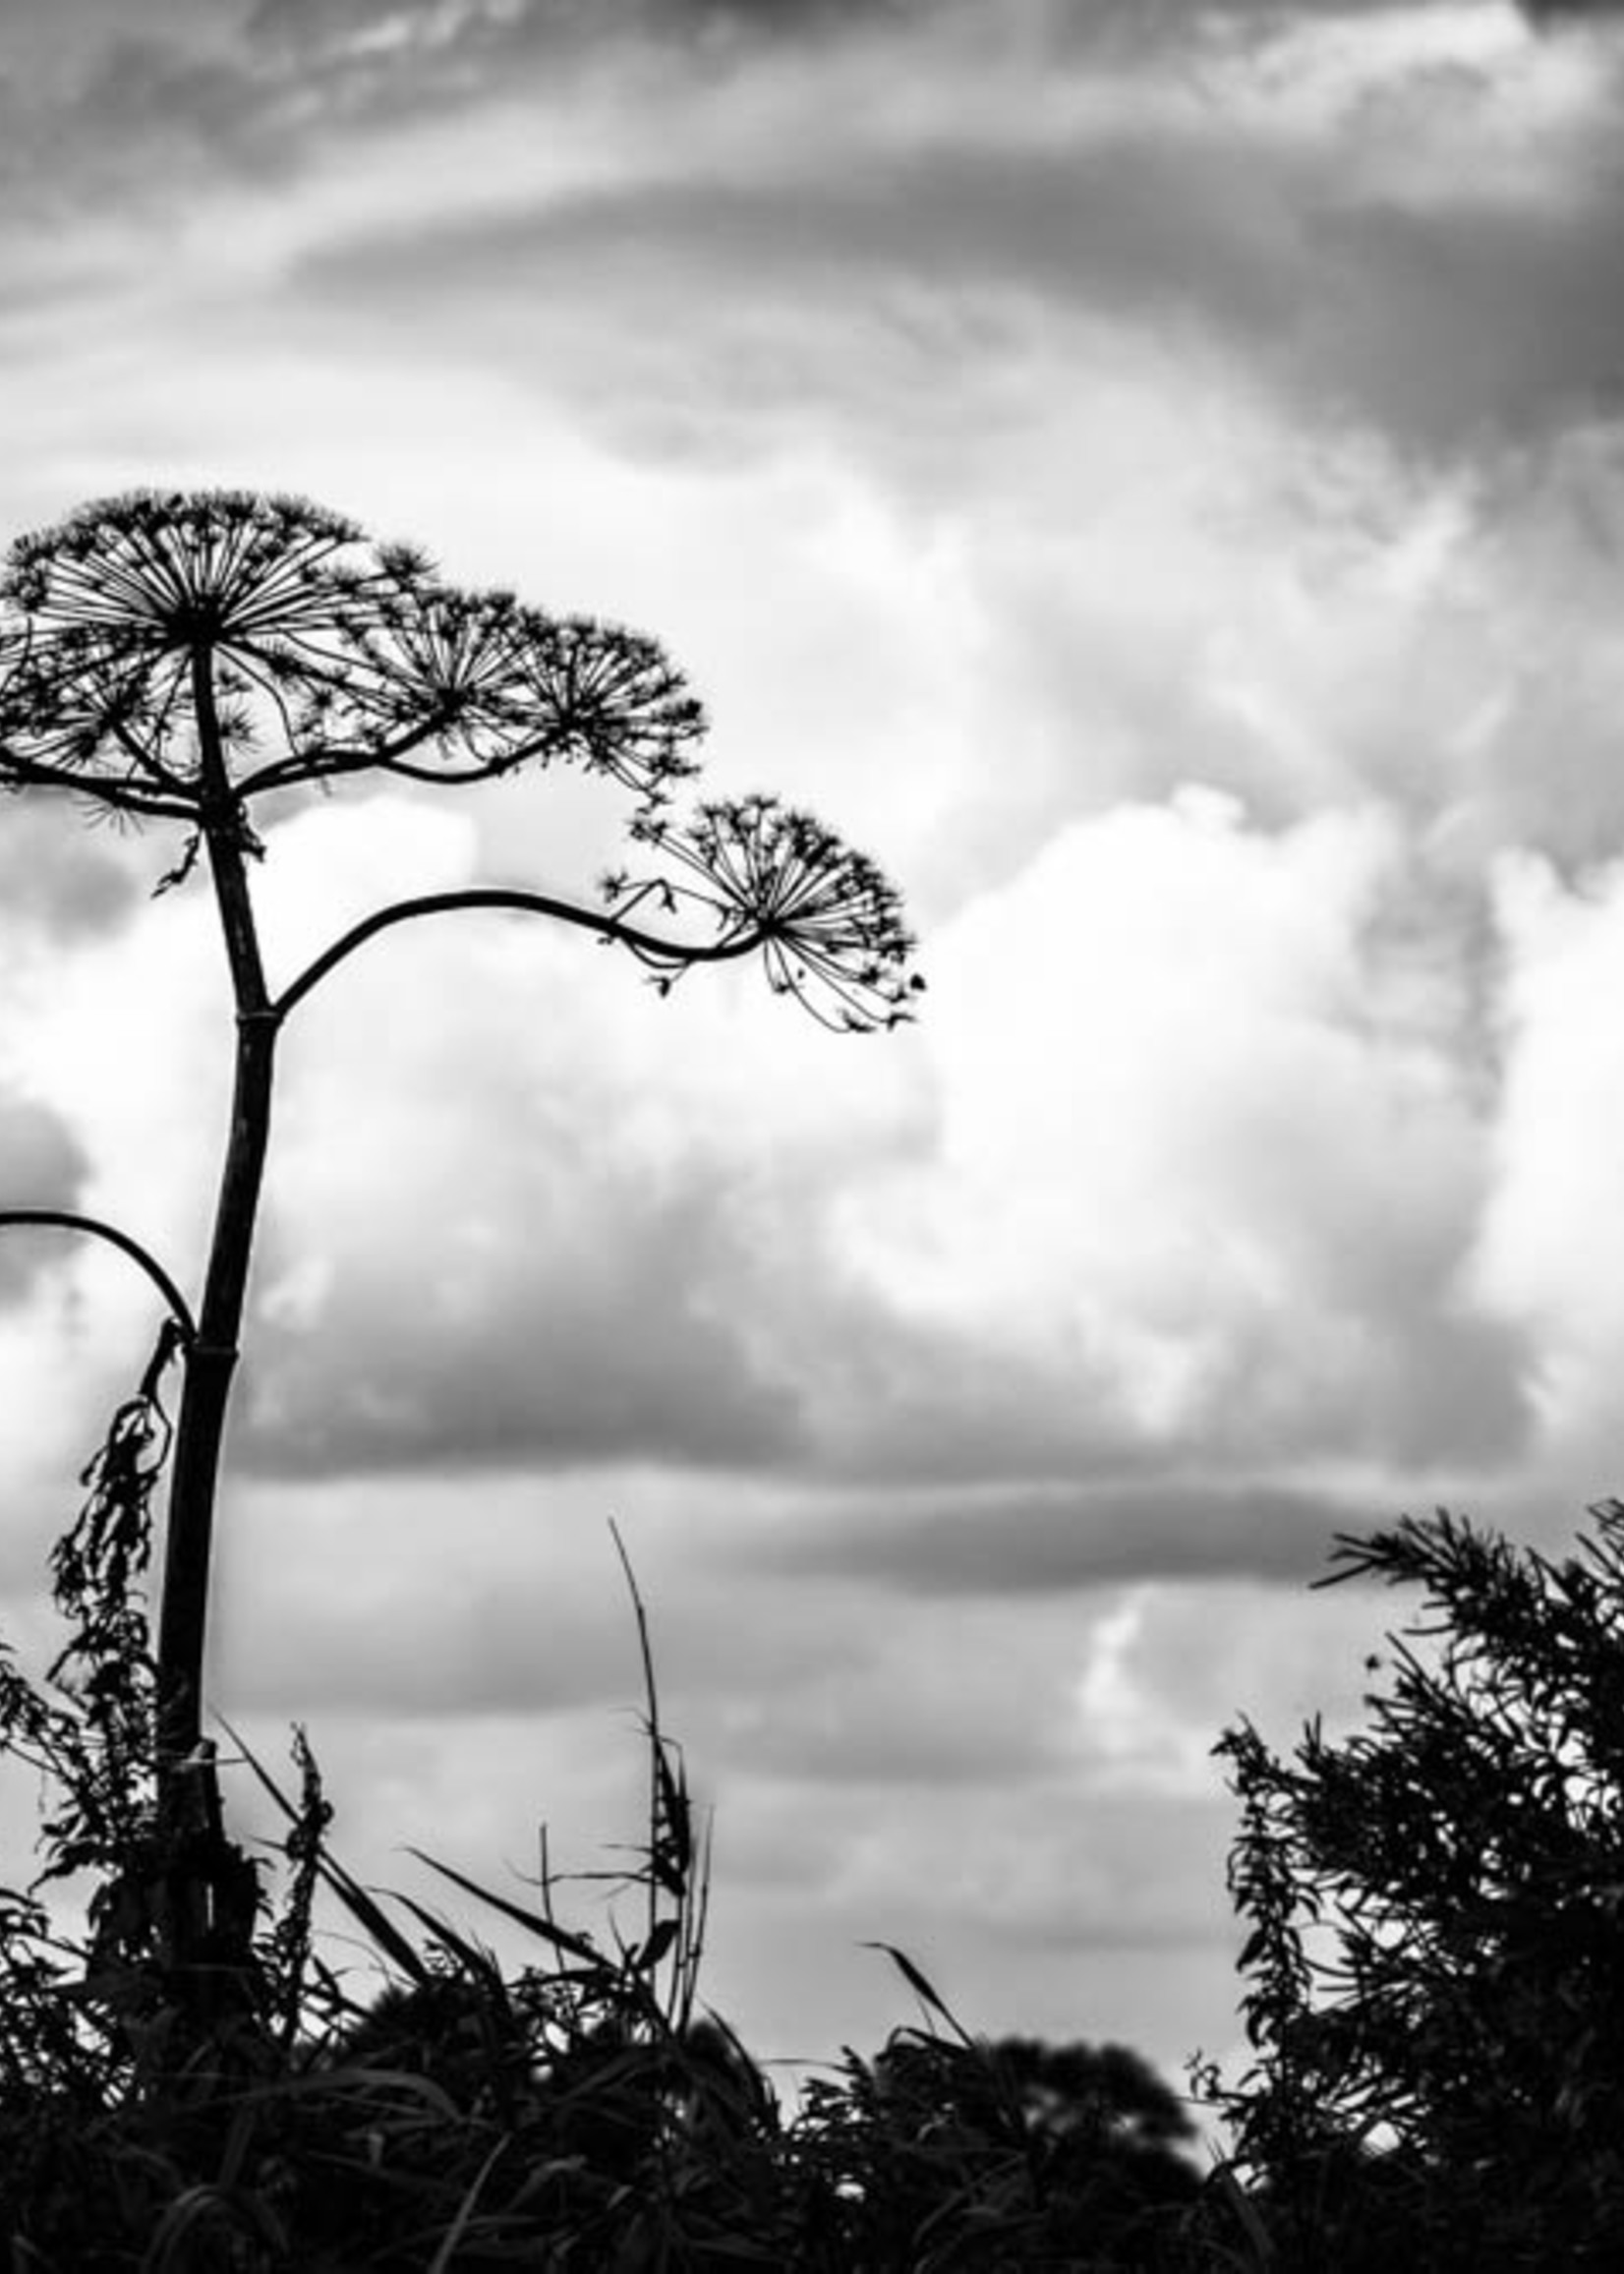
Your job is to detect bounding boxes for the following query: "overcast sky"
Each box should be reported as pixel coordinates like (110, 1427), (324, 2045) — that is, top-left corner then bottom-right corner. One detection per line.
(4, 0), (1624, 2102)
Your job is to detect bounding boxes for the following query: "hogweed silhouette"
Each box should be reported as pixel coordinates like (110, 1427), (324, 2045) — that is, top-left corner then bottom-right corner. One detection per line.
(0, 486), (919, 2004)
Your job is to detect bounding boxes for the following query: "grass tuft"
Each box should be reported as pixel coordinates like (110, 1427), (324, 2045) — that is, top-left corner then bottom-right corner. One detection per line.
(0, 1343), (1218, 2268)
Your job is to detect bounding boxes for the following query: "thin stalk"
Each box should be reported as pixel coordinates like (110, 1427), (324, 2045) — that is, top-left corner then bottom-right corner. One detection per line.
(275, 890), (759, 1021)
(154, 646), (279, 1792)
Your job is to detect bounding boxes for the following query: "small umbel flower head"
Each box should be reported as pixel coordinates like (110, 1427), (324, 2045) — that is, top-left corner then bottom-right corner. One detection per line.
(608, 793), (923, 1030)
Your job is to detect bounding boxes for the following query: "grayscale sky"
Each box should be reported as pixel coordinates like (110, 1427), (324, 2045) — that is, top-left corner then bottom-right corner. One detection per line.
(4, 0), (1624, 2098)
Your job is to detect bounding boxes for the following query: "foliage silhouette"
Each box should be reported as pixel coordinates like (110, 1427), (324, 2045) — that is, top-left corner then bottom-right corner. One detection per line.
(0, 1372), (789, 2266)
(0, 1368), (1215, 2266)
(0, 484), (1240, 2266)
(0, 487), (920, 2000)
(796, 2013), (1204, 2270)
(1198, 1500), (1624, 2268)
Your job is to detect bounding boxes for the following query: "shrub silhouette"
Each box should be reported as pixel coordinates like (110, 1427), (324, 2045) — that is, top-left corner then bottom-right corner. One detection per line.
(796, 2018), (1203, 2269)
(1200, 1501), (1624, 2268)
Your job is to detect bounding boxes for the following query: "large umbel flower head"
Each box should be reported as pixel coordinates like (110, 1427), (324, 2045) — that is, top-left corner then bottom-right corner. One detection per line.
(0, 489), (704, 817)
(0, 489), (923, 1028)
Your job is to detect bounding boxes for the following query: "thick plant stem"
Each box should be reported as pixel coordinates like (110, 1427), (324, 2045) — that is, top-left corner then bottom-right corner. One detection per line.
(154, 648), (276, 1875)
(154, 1013), (274, 1772)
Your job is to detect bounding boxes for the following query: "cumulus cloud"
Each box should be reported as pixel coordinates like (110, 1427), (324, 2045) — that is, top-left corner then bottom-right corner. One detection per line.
(834, 790), (1530, 1479)
(226, 799), (809, 1477)
(0, 1094), (91, 1303)
(180, 778), (1534, 1531)
(970, 412), (1624, 881)
(1469, 848), (1624, 1466)
(242, 1154), (802, 1476)
(0, 807), (142, 938)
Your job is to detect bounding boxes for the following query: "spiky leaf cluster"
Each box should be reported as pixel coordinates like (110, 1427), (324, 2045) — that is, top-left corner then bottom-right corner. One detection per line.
(0, 489), (704, 819)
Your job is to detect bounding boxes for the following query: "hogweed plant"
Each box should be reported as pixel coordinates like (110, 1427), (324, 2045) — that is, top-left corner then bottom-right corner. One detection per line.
(0, 1366), (804, 2265)
(0, 491), (1235, 2268)
(0, 489), (917, 2019)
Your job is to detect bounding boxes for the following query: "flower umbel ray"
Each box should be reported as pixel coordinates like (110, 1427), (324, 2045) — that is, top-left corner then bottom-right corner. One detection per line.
(605, 794), (923, 1031)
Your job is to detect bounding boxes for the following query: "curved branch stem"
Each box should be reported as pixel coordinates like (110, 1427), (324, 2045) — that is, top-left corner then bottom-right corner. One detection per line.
(0, 749), (195, 819)
(0, 1208), (197, 1341)
(273, 889), (763, 1020)
(235, 702), (460, 798)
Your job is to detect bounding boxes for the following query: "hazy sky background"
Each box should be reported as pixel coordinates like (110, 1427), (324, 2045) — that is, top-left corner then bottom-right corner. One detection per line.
(5, 0), (1624, 2101)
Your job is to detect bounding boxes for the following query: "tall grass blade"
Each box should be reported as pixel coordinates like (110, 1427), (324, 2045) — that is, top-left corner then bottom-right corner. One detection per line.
(426, 2139), (507, 2274)
(223, 1716), (431, 1985)
(404, 1847), (604, 1968)
(861, 1943), (977, 2047)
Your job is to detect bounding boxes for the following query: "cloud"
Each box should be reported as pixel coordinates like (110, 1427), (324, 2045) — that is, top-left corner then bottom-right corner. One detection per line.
(0, 806), (143, 938)
(971, 413), (1624, 892)
(15, 0), (921, 213)
(248, 0), (926, 40)
(0, 1096), (92, 1303)
(0, 9), (268, 223)
(6, 0), (1624, 2116)
(741, 1481), (1377, 1595)
(1522, 0), (1624, 23)
(241, 1160), (802, 1477)
(12, 0), (1624, 481)
(832, 790), (1531, 1481)
(1468, 847), (1624, 1468)
(176, 779), (1534, 1519)
(224, 798), (807, 1477)
(270, 0), (1624, 466)
(211, 1468), (877, 1713)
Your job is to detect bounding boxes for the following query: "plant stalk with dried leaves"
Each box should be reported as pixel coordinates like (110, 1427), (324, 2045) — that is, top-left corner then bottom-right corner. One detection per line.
(0, 488), (920, 1983)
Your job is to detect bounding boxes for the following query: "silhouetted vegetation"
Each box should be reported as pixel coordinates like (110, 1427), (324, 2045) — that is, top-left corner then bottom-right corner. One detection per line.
(9, 1284), (1624, 2260)
(0, 485), (919, 2008)
(0, 1362), (1213, 2266)
(6, 491), (1618, 2262)
(1198, 1501), (1624, 2268)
